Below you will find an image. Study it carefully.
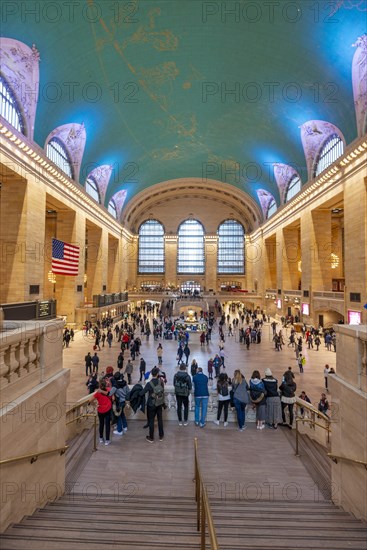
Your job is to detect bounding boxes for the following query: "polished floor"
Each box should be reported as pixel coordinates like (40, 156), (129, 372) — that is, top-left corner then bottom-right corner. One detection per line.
(64, 306), (336, 409)
(63, 306), (337, 503)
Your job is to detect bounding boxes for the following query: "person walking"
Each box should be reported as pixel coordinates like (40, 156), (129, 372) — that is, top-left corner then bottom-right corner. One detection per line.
(140, 366), (165, 443)
(124, 359), (133, 385)
(157, 343), (163, 365)
(298, 353), (306, 373)
(183, 343), (190, 365)
(190, 358), (198, 378)
(139, 357), (146, 382)
(324, 364), (329, 390)
(192, 367), (209, 428)
(262, 368), (282, 429)
(213, 354), (221, 379)
(207, 357), (214, 380)
(214, 373), (231, 427)
(91, 352), (99, 374)
(85, 352), (92, 376)
(173, 364), (192, 426)
(231, 369), (250, 431)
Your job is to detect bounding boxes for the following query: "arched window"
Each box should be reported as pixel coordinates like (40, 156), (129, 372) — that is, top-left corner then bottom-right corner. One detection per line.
(314, 135), (344, 177)
(46, 137), (73, 178)
(108, 199), (117, 219)
(285, 175), (301, 202)
(217, 220), (245, 274)
(267, 199), (277, 219)
(85, 176), (100, 203)
(138, 220), (165, 273)
(177, 219), (205, 274)
(0, 75), (25, 134)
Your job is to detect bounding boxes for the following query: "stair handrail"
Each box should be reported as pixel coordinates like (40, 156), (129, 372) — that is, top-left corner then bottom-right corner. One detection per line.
(295, 397), (330, 423)
(194, 437), (219, 550)
(66, 413), (98, 451)
(0, 446), (68, 466)
(327, 453), (367, 469)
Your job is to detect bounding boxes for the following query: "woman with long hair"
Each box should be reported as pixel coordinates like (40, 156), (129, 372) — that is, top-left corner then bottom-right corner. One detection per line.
(231, 369), (250, 431)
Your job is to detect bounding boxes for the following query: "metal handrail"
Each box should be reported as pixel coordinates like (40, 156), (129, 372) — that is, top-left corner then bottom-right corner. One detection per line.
(295, 417), (331, 456)
(66, 413), (98, 451)
(295, 397), (330, 423)
(327, 453), (367, 469)
(194, 437), (219, 550)
(0, 446), (68, 466)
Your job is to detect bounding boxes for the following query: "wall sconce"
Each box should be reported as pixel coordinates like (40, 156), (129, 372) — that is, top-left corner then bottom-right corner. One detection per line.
(48, 270), (56, 284)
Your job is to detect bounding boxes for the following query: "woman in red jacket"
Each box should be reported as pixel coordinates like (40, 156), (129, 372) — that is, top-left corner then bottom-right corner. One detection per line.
(89, 380), (112, 445)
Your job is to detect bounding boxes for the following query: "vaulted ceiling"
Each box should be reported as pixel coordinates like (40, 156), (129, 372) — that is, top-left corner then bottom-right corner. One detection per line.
(3, 0), (366, 213)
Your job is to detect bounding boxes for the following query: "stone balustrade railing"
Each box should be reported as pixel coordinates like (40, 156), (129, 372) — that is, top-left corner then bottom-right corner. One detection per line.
(0, 319), (64, 402)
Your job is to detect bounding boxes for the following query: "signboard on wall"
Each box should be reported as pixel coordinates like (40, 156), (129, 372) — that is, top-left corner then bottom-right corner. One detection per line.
(348, 310), (361, 325)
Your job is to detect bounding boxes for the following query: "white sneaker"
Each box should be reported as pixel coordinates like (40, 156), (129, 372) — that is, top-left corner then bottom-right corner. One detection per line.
(183, 422), (188, 426)
(214, 420), (220, 426)
(224, 422), (228, 427)
(99, 438), (104, 444)
(260, 425), (265, 430)
(105, 440), (111, 445)
(179, 422), (183, 426)
(123, 427), (128, 432)
(113, 430), (123, 435)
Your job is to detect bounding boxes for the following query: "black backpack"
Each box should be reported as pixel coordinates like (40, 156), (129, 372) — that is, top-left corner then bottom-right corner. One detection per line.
(150, 380), (165, 407)
(219, 382), (229, 397)
(174, 374), (189, 397)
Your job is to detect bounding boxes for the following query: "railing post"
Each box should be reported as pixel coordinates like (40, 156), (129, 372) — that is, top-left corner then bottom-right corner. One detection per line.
(93, 415), (97, 451)
(201, 490), (206, 550)
(295, 419), (300, 456)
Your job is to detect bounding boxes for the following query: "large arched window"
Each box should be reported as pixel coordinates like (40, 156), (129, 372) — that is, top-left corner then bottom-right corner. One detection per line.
(46, 137), (73, 178)
(0, 75), (25, 134)
(138, 220), (165, 273)
(85, 176), (100, 203)
(108, 199), (117, 219)
(314, 135), (344, 177)
(217, 220), (245, 274)
(177, 219), (205, 274)
(267, 199), (277, 219)
(285, 175), (301, 202)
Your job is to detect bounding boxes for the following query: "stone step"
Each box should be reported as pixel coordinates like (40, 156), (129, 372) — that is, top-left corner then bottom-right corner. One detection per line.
(1, 526), (200, 547)
(21, 516), (198, 531)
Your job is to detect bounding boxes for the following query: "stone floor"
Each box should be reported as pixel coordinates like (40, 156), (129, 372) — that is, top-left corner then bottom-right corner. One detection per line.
(63, 305), (336, 504)
(64, 306), (336, 409)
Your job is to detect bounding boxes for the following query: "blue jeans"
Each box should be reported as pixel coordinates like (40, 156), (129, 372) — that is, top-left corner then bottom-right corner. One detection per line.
(195, 397), (209, 426)
(233, 397), (246, 429)
(116, 404), (128, 432)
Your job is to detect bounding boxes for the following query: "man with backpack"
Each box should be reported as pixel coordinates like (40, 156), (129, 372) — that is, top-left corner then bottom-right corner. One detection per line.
(173, 364), (192, 426)
(140, 366), (165, 443)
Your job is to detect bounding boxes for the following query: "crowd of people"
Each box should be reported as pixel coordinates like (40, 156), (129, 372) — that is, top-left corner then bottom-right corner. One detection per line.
(79, 305), (335, 445)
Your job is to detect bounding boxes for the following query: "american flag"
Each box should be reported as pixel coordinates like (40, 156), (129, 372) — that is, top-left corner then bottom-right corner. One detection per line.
(52, 239), (80, 276)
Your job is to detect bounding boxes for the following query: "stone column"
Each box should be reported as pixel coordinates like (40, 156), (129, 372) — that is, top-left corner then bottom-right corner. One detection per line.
(85, 223), (102, 300)
(54, 209), (85, 322)
(164, 236), (178, 288)
(204, 235), (218, 291)
(0, 173), (46, 303)
(282, 226), (301, 290)
(108, 234), (120, 292)
(343, 172), (367, 323)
